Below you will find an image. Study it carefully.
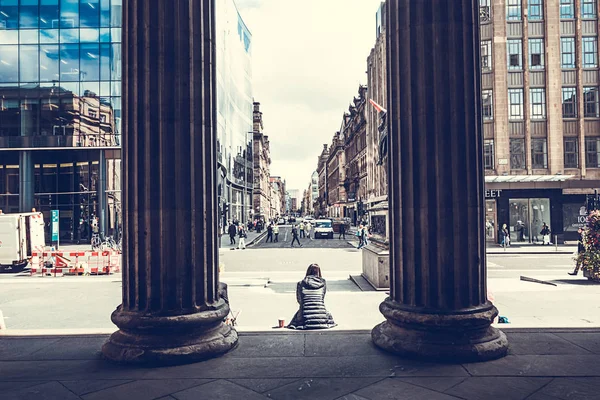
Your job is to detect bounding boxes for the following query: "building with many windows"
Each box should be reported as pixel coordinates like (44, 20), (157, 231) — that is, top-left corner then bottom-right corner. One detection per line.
(216, 0), (253, 228)
(479, 0), (600, 242)
(0, 0), (122, 243)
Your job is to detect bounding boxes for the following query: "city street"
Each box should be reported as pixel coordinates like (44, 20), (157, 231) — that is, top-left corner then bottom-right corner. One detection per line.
(1, 249), (599, 332)
(229, 224), (354, 249)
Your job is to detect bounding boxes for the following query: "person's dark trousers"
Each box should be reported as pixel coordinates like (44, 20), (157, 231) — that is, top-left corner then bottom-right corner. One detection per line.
(274, 234), (279, 242)
(339, 231), (345, 239)
(300, 230), (305, 238)
(230, 235), (236, 245)
(266, 233), (273, 242)
(291, 236), (301, 247)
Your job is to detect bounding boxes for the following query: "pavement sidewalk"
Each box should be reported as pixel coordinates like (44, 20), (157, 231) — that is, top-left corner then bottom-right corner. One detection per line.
(219, 230), (267, 250)
(1, 329), (600, 399)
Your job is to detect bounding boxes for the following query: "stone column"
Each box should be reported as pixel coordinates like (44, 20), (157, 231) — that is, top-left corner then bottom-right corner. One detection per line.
(102, 0), (238, 364)
(372, 0), (508, 362)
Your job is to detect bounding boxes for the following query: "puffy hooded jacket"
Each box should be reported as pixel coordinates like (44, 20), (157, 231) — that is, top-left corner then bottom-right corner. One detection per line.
(288, 276), (336, 329)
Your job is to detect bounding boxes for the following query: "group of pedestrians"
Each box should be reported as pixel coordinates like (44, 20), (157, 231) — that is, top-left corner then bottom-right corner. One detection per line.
(265, 223), (280, 243)
(227, 221), (248, 250)
(356, 223), (371, 249)
(498, 222), (552, 247)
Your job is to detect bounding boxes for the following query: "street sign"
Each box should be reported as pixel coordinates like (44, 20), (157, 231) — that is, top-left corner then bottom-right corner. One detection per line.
(51, 210), (59, 242)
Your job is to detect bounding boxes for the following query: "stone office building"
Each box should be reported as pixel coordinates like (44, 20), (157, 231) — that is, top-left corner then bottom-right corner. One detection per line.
(252, 102), (272, 220)
(326, 131), (346, 218)
(480, 0), (600, 242)
(343, 85), (368, 226)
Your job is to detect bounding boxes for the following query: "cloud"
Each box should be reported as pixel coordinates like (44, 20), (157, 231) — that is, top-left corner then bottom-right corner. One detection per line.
(235, 0), (383, 191)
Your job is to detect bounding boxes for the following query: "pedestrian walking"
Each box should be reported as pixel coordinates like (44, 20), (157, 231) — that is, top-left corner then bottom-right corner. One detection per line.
(299, 222), (305, 238)
(357, 224), (365, 249)
(238, 225), (247, 250)
(338, 223), (346, 240)
(273, 224), (279, 242)
(540, 223), (551, 245)
(228, 222), (237, 245)
(499, 223), (510, 247)
(266, 224), (274, 243)
(305, 222), (312, 240)
(569, 227), (585, 276)
(291, 225), (302, 247)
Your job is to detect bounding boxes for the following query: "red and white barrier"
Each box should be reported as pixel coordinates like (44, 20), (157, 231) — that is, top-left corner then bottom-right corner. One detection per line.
(28, 250), (121, 277)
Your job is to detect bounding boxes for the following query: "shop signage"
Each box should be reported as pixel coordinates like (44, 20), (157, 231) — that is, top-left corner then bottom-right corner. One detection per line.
(485, 189), (502, 198)
(563, 203), (587, 232)
(51, 210), (59, 242)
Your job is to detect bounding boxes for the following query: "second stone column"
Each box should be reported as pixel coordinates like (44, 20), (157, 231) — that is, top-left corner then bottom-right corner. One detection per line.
(372, 0), (508, 362)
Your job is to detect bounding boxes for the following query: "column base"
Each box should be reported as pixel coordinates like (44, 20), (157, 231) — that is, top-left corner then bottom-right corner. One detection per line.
(102, 304), (238, 365)
(372, 300), (508, 362)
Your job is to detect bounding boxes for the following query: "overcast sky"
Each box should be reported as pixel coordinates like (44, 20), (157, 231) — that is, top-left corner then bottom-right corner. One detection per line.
(235, 0), (384, 193)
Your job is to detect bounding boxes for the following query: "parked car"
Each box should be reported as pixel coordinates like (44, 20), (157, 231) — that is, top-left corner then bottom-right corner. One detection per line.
(277, 218), (286, 225)
(314, 219), (334, 239)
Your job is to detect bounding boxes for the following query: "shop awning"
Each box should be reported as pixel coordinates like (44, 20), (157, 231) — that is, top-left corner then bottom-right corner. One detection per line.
(485, 175), (575, 183)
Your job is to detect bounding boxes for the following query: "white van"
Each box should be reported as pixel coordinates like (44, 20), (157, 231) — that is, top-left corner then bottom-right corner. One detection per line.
(314, 219), (334, 239)
(0, 212), (46, 272)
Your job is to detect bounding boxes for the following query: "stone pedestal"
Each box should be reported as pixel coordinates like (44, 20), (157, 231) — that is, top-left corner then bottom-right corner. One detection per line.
(372, 0), (508, 362)
(362, 242), (389, 289)
(102, 0), (237, 365)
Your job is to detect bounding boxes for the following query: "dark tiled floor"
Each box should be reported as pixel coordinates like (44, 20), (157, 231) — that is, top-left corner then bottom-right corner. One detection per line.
(1, 329), (600, 399)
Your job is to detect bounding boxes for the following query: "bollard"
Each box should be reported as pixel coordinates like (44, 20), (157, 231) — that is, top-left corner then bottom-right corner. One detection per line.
(555, 235), (558, 252)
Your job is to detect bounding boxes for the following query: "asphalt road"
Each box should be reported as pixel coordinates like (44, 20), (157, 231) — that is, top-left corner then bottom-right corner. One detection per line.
(250, 225), (353, 249)
(1, 251), (600, 331)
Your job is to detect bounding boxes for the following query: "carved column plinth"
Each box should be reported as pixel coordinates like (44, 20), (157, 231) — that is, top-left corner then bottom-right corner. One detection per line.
(372, 0), (508, 362)
(102, 0), (238, 365)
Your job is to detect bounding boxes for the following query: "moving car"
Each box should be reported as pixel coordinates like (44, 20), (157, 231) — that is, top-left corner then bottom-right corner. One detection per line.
(314, 219), (334, 239)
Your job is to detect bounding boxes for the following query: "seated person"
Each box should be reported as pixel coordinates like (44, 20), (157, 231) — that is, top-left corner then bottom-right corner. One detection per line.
(287, 264), (337, 330)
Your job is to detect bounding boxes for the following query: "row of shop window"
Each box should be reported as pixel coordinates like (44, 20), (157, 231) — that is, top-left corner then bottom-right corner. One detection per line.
(483, 137), (600, 170)
(479, 0), (597, 22)
(481, 87), (600, 121)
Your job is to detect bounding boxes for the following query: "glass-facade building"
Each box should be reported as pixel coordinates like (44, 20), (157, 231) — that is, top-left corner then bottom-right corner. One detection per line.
(216, 0), (253, 228)
(0, 0), (122, 243)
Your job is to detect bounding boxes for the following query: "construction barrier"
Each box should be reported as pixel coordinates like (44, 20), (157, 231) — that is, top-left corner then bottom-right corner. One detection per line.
(28, 250), (121, 277)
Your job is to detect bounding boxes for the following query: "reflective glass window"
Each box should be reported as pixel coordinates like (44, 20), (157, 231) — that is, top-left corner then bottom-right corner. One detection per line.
(40, 28), (58, 43)
(40, 45), (59, 82)
(99, 81), (109, 96)
(60, 43), (80, 81)
(0, 45), (19, 82)
(80, 28), (99, 42)
(60, 0), (78, 28)
(99, 43), (110, 80)
(80, 43), (99, 81)
(20, 29), (38, 43)
(0, 0), (19, 29)
(20, 45), (39, 82)
(80, 80), (98, 96)
(110, 43), (120, 81)
(110, 0), (121, 27)
(99, 0), (108, 25)
(80, 0), (99, 27)
(60, 28), (79, 43)
(39, 0), (59, 28)
(20, 0), (39, 28)
(99, 27), (110, 42)
(0, 30), (19, 44)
